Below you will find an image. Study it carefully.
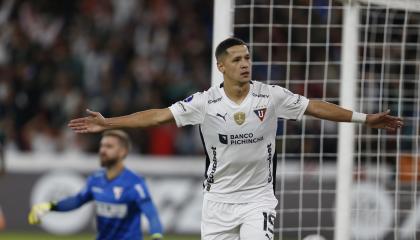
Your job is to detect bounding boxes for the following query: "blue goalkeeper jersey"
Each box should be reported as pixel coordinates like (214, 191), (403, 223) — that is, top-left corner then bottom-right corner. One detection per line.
(53, 167), (163, 240)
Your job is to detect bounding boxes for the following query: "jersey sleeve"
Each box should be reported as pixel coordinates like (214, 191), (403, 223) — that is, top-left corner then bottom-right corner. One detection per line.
(168, 92), (207, 127)
(53, 176), (93, 211)
(133, 181), (163, 236)
(270, 85), (309, 120)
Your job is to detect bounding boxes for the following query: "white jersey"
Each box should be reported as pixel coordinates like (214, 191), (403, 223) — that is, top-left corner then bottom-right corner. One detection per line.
(169, 81), (309, 203)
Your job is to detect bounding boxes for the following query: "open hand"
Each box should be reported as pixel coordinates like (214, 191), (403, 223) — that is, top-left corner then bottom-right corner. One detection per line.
(366, 110), (403, 131)
(68, 109), (107, 133)
(28, 202), (53, 225)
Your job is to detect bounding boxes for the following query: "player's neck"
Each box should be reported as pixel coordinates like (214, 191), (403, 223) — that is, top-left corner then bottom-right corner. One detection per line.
(106, 161), (125, 180)
(223, 79), (250, 105)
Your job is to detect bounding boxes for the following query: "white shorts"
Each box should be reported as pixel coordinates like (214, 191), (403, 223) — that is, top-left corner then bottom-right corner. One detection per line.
(201, 199), (277, 240)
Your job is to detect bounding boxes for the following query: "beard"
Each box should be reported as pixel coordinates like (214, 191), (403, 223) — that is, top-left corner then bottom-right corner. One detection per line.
(100, 156), (119, 168)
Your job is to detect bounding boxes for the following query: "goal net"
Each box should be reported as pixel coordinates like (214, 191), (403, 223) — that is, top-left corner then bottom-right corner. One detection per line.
(213, 0), (420, 239)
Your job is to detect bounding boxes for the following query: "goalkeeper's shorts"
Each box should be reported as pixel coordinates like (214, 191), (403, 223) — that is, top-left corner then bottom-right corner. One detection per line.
(201, 198), (277, 240)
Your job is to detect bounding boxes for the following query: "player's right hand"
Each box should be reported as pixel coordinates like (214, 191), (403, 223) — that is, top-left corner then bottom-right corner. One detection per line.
(68, 109), (107, 133)
(28, 202), (53, 225)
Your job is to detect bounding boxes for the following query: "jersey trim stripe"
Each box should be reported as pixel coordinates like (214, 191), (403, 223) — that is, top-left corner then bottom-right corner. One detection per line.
(199, 125), (210, 189)
(272, 150), (277, 193)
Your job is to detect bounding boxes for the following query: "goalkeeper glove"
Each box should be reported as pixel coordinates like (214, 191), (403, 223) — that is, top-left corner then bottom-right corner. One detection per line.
(151, 233), (163, 240)
(28, 202), (54, 225)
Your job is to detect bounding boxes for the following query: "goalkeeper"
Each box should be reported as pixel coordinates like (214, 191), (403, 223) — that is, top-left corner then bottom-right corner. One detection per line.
(28, 130), (163, 240)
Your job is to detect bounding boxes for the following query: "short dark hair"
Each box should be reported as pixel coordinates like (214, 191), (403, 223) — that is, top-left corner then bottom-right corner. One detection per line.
(215, 37), (247, 61)
(102, 130), (131, 151)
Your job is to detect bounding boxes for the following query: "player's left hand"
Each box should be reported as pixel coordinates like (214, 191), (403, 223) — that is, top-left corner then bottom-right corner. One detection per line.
(28, 202), (53, 225)
(366, 109), (403, 131)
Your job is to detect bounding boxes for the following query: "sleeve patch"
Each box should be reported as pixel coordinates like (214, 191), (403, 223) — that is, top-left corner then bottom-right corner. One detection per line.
(183, 95), (194, 102)
(134, 184), (146, 199)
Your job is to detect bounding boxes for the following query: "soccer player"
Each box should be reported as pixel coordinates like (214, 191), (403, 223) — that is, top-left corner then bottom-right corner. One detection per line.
(68, 37), (403, 240)
(28, 130), (163, 240)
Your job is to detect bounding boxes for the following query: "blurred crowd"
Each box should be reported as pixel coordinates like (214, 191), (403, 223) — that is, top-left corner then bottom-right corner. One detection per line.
(0, 0), (212, 155)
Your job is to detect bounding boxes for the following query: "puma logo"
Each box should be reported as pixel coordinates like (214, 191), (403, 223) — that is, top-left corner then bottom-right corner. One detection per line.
(216, 113), (227, 122)
(293, 95), (302, 105)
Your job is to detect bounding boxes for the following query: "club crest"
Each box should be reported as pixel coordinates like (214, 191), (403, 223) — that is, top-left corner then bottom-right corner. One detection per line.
(234, 112), (246, 125)
(113, 186), (123, 200)
(254, 108), (267, 121)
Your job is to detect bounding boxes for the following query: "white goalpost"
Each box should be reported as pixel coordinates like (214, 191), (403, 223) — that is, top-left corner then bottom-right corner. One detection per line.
(335, 2), (359, 240)
(212, 0), (420, 239)
(211, 0), (234, 87)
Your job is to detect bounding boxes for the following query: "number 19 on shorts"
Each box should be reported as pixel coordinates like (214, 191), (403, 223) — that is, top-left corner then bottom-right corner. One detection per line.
(263, 212), (275, 239)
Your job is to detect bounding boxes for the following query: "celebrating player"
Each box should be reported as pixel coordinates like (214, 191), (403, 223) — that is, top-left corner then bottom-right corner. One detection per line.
(28, 130), (163, 240)
(68, 37), (403, 240)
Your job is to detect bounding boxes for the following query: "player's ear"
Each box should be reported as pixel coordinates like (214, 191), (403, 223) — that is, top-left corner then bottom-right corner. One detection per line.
(217, 61), (225, 74)
(119, 148), (128, 159)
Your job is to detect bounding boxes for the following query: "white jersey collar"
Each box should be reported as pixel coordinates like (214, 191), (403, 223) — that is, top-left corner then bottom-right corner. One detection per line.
(218, 81), (254, 108)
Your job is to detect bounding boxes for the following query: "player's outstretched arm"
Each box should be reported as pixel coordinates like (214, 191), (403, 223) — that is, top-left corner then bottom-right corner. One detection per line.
(305, 100), (403, 131)
(68, 108), (175, 133)
(28, 183), (94, 224)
